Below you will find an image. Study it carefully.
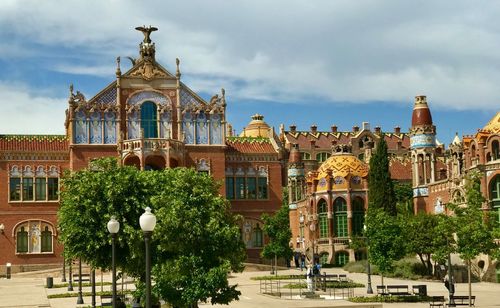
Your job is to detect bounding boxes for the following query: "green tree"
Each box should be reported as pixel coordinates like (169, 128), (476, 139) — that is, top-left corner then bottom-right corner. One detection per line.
(365, 208), (406, 284)
(368, 138), (397, 216)
(58, 158), (246, 307)
(403, 213), (447, 275)
(261, 187), (293, 273)
(366, 138), (402, 284)
(394, 181), (414, 216)
(451, 171), (497, 305)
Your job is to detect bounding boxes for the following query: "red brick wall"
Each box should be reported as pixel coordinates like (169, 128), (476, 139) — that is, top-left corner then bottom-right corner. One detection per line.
(70, 145), (119, 171)
(0, 160), (68, 267)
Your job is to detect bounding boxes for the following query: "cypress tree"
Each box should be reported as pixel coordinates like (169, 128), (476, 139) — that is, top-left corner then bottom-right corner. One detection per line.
(368, 137), (397, 216)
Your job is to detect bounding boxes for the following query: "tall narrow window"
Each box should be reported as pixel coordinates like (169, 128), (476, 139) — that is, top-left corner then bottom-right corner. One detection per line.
(335, 251), (349, 266)
(48, 178), (59, 201)
(226, 177), (235, 200)
(490, 175), (500, 224)
(334, 197), (348, 237)
(22, 178), (34, 201)
(41, 226), (53, 253)
(247, 178), (257, 199)
(493, 141), (500, 161)
(352, 198), (365, 236)
(257, 177), (268, 199)
(318, 200), (328, 238)
(253, 224), (263, 247)
(10, 178), (21, 201)
(235, 177), (246, 199)
(16, 226), (28, 253)
(35, 178), (46, 201)
(141, 101), (158, 138)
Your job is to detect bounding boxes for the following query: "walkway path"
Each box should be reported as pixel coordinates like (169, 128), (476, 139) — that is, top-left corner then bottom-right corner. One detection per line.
(1, 266), (499, 307)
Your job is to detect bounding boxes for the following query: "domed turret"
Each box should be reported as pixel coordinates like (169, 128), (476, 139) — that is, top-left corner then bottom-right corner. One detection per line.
(240, 114), (271, 138)
(411, 95), (433, 127)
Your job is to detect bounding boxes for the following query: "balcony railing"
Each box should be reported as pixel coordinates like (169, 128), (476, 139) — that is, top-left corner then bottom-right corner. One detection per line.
(120, 138), (185, 154)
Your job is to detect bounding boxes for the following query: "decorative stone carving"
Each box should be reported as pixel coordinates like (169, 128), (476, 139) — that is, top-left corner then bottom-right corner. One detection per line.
(129, 60), (167, 80)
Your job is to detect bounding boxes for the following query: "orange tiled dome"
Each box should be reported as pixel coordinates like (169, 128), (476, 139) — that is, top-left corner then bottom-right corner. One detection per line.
(483, 112), (500, 134)
(316, 153), (368, 179)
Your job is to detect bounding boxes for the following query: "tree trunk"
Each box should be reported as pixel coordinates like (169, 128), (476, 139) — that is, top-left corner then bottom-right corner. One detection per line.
(426, 254), (433, 276)
(275, 254), (278, 276)
(418, 253), (426, 268)
(468, 260), (472, 307)
(381, 274), (384, 286)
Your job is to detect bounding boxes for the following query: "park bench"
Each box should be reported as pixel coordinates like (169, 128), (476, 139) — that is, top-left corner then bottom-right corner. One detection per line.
(450, 295), (475, 306)
(412, 284), (428, 296)
(429, 295), (445, 308)
(100, 294), (112, 307)
(319, 274), (340, 291)
(386, 285), (411, 296)
(338, 274), (348, 282)
(376, 285), (388, 296)
(73, 273), (91, 283)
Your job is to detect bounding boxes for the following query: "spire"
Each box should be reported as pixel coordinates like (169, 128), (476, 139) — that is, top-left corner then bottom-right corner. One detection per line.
(452, 132), (461, 145)
(135, 25), (158, 60)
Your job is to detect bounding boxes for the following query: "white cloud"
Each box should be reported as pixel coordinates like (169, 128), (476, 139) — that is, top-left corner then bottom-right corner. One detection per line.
(0, 83), (67, 134)
(0, 0), (500, 112)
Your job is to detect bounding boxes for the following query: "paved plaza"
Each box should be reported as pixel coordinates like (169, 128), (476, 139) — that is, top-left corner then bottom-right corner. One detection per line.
(1, 266), (499, 308)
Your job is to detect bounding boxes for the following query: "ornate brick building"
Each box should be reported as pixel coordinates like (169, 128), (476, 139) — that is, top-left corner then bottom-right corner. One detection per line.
(0, 27), (284, 270)
(286, 95), (499, 278)
(1, 27), (498, 276)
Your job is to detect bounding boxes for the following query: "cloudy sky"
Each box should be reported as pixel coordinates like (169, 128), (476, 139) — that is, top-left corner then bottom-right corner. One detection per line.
(0, 0), (498, 143)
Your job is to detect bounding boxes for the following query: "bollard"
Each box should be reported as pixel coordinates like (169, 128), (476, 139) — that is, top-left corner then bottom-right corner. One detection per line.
(6, 263), (11, 279)
(46, 276), (53, 288)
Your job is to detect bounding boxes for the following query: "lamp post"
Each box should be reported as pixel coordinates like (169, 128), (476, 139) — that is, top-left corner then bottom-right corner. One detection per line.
(364, 224), (373, 294)
(447, 240), (455, 307)
(107, 216), (120, 308)
(140, 207), (157, 308)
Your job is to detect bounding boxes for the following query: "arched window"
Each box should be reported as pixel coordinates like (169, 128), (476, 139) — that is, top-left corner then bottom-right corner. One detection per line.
(493, 140), (499, 161)
(335, 251), (349, 266)
(141, 102), (158, 138)
(318, 200), (328, 238)
(15, 221), (53, 254)
(16, 226), (28, 253)
(490, 175), (500, 224)
(334, 197), (348, 237)
(352, 197), (365, 236)
(319, 253), (329, 265)
(253, 224), (263, 247)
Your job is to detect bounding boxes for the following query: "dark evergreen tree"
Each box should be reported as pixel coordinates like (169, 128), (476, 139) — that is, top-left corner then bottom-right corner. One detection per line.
(368, 137), (397, 216)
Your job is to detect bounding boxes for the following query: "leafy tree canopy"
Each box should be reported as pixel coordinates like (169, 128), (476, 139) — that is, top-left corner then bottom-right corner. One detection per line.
(451, 171), (496, 261)
(261, 187), (293, 261)
(365, 208), (406, 274)
(58, 158), (246, 307)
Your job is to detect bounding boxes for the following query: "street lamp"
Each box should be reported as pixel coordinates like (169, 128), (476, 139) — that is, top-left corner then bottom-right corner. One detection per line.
(107, 216), (120, 308)
(364, 223), (373, 294)
(140, 207), (157, 308)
